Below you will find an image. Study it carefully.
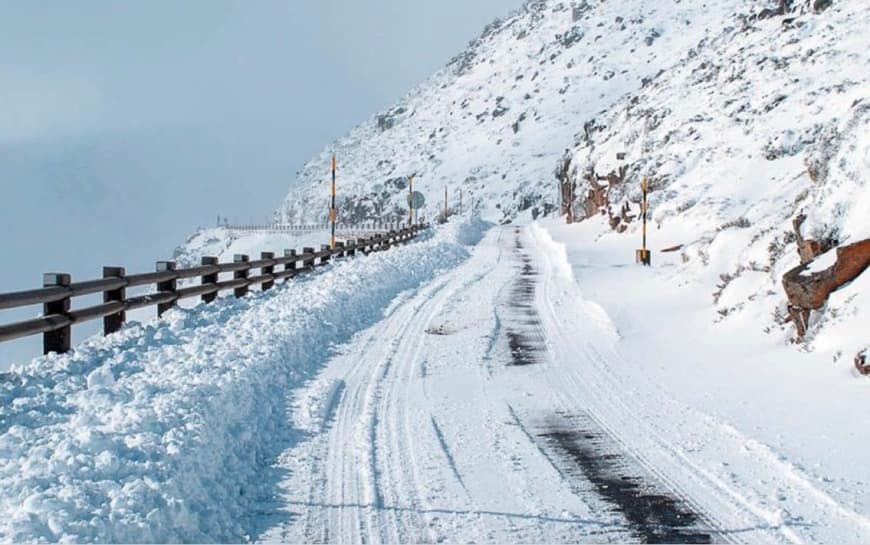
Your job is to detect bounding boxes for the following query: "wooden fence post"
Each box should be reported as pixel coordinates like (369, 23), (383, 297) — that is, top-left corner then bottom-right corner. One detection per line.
(43, 273), (71, 355)
(156, 261), (177, 317)
(347, 239), (356, 257)
(303, 247), (315, 269)
(335, 241), (345, 258)
(234, 254), (249, 297)
(261, 252), (275, 291)
(321, 244), (331, 264)
(284, 249), (297, 278)
(201, 256), (219, 304)
(103, 266), (126, 335)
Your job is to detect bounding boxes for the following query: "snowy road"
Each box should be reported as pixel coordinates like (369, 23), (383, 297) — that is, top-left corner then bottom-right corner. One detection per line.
(257, 224), (870, 544)
(4, 221), (868, 543)
(260, 226), (639, 542)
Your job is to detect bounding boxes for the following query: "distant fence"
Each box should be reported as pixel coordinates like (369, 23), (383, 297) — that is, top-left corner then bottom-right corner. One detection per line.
(0, 224), (428, 357)
(225, 221), (411, 235)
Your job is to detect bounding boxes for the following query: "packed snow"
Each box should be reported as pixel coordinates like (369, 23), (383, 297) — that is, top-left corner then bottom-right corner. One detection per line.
(0, 221), (485, 542)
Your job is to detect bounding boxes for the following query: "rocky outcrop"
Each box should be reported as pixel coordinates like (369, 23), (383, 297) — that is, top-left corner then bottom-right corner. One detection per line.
(782, 238), (870, 339)
(555, 151), (575, 222)
(793, 213), (837, 264)
(813, 0), (833, 13)
(757, 0), (793, 19)
(570, 163), (631, 229)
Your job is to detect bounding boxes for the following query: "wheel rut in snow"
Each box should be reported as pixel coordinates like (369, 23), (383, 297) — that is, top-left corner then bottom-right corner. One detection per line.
(505, 227), (545, 366)
(535, 411), (714, 544)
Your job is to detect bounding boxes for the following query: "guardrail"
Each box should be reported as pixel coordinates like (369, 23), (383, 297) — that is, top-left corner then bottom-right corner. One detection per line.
(0, 224), (428, 357)
(218, 220), (426, 234)
(224, 220), (422, 235)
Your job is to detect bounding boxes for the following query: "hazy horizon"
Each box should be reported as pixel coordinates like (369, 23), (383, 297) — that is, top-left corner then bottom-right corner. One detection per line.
(0, 0), (525, 368)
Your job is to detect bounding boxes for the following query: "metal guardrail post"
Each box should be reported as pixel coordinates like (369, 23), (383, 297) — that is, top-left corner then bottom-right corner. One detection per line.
(202, 257), (219, 304)
(156, 261), (177, 316)
(43, 273), (71, 354)
(103, 266), (126, 335)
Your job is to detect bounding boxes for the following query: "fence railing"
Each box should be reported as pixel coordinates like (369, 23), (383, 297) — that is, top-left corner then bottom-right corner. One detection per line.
(0, 224), (428, 357)
(224, 220), (416, 235)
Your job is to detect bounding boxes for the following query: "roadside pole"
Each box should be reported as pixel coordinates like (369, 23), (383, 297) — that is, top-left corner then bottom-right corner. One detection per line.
(408, 176), (414, 227)
(635, 177), (651, 266)
(330, 155), (337, 249)
(444, 186), (448, 220)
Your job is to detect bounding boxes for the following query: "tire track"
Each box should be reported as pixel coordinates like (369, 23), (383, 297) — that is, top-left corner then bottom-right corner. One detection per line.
(503, 227), (546, 367)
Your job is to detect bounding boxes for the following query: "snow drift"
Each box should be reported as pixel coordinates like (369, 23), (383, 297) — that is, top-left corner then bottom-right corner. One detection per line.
(0, 219), (488, 543)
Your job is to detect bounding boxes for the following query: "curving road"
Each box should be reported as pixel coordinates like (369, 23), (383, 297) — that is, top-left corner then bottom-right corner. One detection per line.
(256, 225), (870, 543)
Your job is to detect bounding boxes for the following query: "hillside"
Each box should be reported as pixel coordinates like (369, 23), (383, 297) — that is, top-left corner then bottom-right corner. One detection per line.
(275, 0), (741, 224)
(272, 0), (868, 353)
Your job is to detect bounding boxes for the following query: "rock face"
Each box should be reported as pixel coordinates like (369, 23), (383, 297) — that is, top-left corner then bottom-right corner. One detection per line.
(793, 213), (837, 264)
(813, 0), (833, 13)
(560, 161), (631, 230)
(782, 239), (870, 338)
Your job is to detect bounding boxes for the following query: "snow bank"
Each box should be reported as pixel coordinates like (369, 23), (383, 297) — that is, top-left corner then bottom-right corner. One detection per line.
(291, 378), (345, 434)
(0, 218), (488, 543)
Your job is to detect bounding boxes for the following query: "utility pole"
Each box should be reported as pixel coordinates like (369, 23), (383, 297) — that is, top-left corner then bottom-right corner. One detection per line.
(330, 155), (337, 249)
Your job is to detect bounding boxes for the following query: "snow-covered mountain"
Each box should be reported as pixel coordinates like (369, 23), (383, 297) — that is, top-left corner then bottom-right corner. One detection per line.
(272, 0), (868, 349)
(276, 0), (744, 224)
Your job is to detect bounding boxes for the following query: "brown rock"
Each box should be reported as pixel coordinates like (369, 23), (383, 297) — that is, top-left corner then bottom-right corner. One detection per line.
(609, 214), (622, 231)
(797, 239), (827, 263)
(814, 0), (833, 13)
(792, 213), (837, 264)
(786, 305), (811, 340)
(782, 238), (870, 310)
(856, 349), (869, 376)
(584, 178), (608, 219)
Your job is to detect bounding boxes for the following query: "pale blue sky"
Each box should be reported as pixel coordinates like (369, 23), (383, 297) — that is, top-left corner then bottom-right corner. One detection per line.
(0, 0), (524, 368)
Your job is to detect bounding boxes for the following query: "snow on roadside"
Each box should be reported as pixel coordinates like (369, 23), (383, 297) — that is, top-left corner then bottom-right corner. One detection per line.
(538, 215), (870, 522)
(291, 378), (345, 434)
(0, 218), (488, 543)
(173, 227), (337, 269)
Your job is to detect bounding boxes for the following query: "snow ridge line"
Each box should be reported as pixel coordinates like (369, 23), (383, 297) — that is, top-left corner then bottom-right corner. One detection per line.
(0, 219), (489, 543)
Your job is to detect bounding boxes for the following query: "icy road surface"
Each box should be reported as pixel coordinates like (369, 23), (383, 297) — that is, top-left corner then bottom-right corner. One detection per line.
(257, 224), (870, 544)
(3, 220), (869, 543)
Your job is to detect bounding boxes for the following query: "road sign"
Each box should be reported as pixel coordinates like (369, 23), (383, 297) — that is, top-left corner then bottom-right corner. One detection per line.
(408, 191), (425, 210)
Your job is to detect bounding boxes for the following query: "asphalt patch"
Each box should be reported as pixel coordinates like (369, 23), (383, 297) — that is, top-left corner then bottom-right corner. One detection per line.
(537, 413), (714, 544)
